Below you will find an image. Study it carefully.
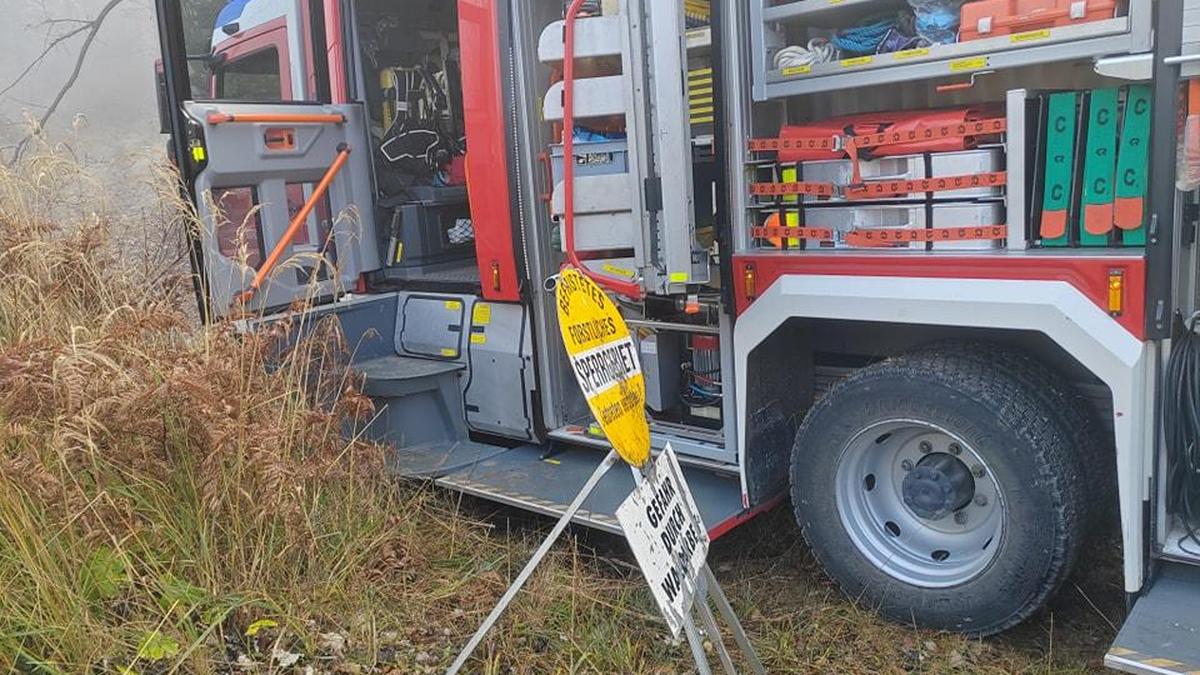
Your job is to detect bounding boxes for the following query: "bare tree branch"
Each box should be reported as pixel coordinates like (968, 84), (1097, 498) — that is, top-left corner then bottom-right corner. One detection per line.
(5, 0), (129, 165)
(0, 22), (94, 99)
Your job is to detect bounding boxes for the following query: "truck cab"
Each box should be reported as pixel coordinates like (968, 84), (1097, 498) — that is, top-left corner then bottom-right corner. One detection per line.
(153, 0), (1200, 668)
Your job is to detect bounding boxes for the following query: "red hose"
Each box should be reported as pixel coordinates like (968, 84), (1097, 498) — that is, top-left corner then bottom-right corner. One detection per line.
(561, 0), (644, 299)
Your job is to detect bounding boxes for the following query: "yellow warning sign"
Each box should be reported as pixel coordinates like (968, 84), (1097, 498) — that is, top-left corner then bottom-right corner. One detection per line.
(556, 268), (650, 467)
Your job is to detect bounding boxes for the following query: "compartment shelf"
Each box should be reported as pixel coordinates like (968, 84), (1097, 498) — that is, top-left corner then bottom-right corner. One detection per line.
(751, 0), (1151, 100)
(763, 0), (894, 25)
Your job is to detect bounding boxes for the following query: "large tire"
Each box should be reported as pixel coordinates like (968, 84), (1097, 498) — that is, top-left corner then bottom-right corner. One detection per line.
(790, 346), (1086, 636)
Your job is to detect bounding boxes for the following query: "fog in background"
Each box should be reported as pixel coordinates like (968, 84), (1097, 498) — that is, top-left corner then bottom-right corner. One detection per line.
(0, 0), (163, 167)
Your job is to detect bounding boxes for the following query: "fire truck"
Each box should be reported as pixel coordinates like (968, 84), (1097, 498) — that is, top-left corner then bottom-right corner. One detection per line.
(153, 0), (1200, 668)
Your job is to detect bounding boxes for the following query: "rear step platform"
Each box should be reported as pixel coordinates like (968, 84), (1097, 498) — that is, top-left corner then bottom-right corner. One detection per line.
(1106, 562), (1200, 674)
(416, 443), (748, 538)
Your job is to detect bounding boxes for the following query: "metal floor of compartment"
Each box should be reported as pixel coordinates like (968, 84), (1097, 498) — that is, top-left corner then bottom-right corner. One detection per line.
(1106, 562), (1200, 674)
(392, 441), (746, 536)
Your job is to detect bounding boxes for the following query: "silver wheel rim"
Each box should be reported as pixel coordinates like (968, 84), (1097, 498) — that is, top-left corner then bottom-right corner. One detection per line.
(834, 419), (1005, 588)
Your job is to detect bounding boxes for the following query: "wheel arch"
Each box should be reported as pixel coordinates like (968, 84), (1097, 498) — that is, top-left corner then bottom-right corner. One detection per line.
(733, 274), (1153, 594)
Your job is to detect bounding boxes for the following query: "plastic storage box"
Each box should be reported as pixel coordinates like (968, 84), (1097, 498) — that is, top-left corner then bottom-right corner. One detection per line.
(802, 201), (1006, 250)
(795, 149), (1005, 202)
(960, 0), (1118, 41)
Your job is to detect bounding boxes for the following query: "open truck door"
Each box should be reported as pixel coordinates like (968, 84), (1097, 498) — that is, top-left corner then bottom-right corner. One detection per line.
(155, 0), (378, 320)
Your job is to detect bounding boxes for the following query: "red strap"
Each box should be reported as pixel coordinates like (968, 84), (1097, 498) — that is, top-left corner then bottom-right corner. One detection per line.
(749, 181), (836, 197)
(747, 136), (838, 153)
(846, 117), (1008, 151)
(845, 225), (1007, 247)
(751, 226), (834, 240)
(748, 118), (1007, 154)
(844, 171), (1008, 200)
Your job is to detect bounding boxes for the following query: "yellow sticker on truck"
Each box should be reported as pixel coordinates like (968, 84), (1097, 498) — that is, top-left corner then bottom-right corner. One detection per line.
(556, 268), (650, 467)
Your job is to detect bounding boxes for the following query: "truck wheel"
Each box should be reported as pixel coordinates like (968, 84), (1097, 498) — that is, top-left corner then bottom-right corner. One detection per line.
(790, 348), (1085, 636)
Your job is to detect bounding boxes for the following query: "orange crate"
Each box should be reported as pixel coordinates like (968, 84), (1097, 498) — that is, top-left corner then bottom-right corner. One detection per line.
(959, 0), (1118, 41)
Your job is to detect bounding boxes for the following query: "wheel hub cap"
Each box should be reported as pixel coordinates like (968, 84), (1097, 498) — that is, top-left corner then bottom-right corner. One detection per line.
(902, 453), (975, 520)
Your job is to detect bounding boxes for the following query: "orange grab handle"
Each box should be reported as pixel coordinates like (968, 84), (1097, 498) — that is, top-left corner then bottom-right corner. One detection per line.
(234, 143), (352, 305)
(207, 112), (346, 125)
(561, 0), (644, 299)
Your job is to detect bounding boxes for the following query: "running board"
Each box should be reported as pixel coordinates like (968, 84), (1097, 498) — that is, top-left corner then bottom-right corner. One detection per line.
(1106, 562), (1200, 674)
(428, 443), (753, 538)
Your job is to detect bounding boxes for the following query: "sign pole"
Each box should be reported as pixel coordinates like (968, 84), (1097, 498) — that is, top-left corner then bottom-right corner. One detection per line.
(682, 612), (715, 675)
(694, 581), (738, 675)
(702, 565), (766, 675)
(445, 450), (620, 675)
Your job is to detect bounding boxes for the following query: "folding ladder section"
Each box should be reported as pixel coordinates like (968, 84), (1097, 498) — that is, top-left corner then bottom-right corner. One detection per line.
(539, 0), (709, 295)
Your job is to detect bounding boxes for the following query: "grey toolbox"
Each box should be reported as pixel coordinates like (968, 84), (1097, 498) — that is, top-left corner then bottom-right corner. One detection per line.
(803, 201), (1006, 250)
(796, 149), (1005, 202)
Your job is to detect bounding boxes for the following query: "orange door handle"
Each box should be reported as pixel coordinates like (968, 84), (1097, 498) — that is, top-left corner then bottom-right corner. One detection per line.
(207, 112), (346, 125)
(233, 143), (352, 306)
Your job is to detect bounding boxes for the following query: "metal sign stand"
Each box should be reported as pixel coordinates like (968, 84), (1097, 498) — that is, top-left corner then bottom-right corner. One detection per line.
(446, 450), (764, 674)
(625, 466), (765, 675)
(446, 450), (619, 675)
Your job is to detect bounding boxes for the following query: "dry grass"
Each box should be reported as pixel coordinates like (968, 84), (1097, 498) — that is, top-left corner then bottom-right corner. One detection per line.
(0, 140), (1119, 674)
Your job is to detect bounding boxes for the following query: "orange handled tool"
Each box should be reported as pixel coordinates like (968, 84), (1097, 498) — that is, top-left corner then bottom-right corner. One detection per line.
(233, 143), (352, 306)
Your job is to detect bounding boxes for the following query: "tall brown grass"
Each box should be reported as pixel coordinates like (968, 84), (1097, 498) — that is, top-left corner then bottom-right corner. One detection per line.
(0, 142), (458, 673)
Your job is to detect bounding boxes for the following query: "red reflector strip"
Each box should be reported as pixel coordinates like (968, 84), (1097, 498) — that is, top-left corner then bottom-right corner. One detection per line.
(747, 136), (838, 153)
(749, 181), (836, 197)
(847, 117), (1008, 151)
(845, 225), (1007, 247)
(844, 171), (1007, 200)
(751, 226), (835, 240)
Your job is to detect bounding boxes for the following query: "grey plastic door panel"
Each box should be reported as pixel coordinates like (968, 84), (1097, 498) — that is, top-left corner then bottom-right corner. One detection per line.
(185, 101), (379, 318)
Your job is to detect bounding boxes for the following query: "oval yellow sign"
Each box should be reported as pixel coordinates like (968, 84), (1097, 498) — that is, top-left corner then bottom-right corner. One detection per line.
(555, 268), (650, 467)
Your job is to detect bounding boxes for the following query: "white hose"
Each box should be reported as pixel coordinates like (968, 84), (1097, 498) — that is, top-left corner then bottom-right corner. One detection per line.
(772, 38), (837, 70)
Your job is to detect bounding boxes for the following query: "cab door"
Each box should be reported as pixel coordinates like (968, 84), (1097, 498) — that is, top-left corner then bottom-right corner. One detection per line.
(155, 0), (378, 319)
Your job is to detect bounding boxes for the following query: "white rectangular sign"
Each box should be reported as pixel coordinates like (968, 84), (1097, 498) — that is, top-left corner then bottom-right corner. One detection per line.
(615, 444), (710, 636)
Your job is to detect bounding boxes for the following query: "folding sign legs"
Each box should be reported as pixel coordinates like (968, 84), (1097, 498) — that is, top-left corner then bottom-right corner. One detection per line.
(445, 450), (620, 675)
(685, 564), (767, 675)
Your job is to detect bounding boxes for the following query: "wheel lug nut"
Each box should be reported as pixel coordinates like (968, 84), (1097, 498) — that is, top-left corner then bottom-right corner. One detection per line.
(971, 464), (985, 478)
(954, 511), (968, 525)
(949, 443), (962, 455)
(919, 441), (932, 453)
(901, 459), (914, 471)
(974, 494), (988, 507)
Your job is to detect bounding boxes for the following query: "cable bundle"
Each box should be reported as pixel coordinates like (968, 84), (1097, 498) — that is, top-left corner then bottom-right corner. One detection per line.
(1164, 312), (1200, 554)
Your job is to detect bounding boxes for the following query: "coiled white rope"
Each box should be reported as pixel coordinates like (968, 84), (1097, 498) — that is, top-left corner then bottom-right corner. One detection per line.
(772, 38), (837, 70)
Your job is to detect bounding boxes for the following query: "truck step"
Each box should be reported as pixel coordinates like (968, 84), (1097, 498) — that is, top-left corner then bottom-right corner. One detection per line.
(432, 444), (751, 538)
(1106, 562), (1200, 674)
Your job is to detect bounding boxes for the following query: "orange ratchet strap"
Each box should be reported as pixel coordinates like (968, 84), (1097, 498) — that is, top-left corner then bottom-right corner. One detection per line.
(747, 117), (1007, 154)
(844, 171), (1007, 200)
(846, 117), (1007, 151)
(751, 226), (835, 241)
(747, 136), (838, 153)
(749, 181), (836, 197)
(844, 225), (1007, 247)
